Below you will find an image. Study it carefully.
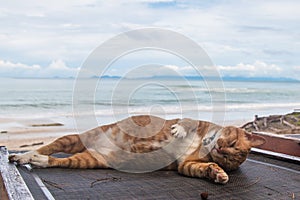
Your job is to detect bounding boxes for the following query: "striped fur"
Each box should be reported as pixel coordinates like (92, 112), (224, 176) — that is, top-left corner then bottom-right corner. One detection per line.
(9, 115), (265, 184)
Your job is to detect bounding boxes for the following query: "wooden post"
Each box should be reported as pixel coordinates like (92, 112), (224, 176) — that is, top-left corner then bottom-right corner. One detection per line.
(0, 146), (34, 200)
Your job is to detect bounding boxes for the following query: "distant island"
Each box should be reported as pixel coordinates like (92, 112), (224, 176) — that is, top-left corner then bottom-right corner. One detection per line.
(10, 75), (300, 82)
(89, 75), (300, 82)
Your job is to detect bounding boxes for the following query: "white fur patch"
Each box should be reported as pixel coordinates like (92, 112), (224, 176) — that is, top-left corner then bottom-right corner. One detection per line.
(199, 128), (222, 158)
(215, 171), (229, 184)
(29, 154), (49, 168)
(93, 128), (119, 156)
(10, 150), (39, 165)
(180, 134), (201, 160)
(170, 129), (201, 163)
(171, 124), (187, 138)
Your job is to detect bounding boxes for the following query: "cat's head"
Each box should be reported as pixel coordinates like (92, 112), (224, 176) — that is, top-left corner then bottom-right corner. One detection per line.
(210, 126), (265, 171)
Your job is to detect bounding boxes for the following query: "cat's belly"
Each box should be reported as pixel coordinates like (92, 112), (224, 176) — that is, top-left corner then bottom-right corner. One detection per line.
(173, 131), (202, 162)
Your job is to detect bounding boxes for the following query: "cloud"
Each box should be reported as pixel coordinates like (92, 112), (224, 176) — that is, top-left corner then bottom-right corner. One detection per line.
(263, 49), (292, 56)
(0, 60), (40, 70)
(123, 65), (179, 78)
(162, 61), (284, 78)
(293, 66), (300, 71)
(177, 61), (285, 78)
(105, 61), (281, 79)
(0, 59), (79, 78)
(141, 0), (175, 2)
(39, 60), (80, 77)
(0, 60), (41, 77)
(217, 61), (283, 77)
(1, 58), (299, 80)
(257, 1), (300, 20)
(0, 0), (299, 79)
(117, 60), (300, 80)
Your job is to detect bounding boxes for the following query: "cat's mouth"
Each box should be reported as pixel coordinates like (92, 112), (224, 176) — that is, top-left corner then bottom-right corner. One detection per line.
(212, 144), (224, 155)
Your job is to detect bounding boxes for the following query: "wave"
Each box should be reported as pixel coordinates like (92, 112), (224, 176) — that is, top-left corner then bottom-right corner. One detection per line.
(2, 102), (299, 124)
(0, 102), (71, 108)
(226, 102), (300, 110)
(2, 100), (299, 112)
(92, 102), (300, 116)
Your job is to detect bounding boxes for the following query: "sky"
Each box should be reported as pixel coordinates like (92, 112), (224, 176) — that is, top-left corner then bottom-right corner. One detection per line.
(0, 0), (299, 79)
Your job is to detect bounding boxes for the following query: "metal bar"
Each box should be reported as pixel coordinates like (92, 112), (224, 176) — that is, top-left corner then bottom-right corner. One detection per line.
(32, 173), (55, 200)
(251, 148), (300, 163)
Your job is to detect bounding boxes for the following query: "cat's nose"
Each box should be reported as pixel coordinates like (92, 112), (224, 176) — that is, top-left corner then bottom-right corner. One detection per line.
(216, 148), (222, 154)
(218, 147), (230, 154)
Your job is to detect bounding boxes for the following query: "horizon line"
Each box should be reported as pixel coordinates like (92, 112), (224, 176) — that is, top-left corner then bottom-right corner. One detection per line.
(2, 75), (299, 82)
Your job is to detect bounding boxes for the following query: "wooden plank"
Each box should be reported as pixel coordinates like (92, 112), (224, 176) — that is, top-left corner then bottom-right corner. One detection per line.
(0, 173), (9, 200)
(0, 146), (34, 200)
(252, 132), (300, 157)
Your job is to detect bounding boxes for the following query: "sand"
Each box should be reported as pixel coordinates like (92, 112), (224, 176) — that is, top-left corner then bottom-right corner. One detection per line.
(0, 117), (77, 151)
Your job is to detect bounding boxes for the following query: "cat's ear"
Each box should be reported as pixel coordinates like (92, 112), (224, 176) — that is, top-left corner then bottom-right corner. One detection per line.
(245, 132), (266, 147)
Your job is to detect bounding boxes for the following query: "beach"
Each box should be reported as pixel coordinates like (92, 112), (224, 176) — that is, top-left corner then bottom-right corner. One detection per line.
(0, 116), (76, 151)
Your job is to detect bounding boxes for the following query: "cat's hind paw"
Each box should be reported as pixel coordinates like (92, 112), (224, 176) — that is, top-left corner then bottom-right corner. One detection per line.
(9, 151), (49, 168)
(9, 151), (39, 165)
(171, 124), (187, 138)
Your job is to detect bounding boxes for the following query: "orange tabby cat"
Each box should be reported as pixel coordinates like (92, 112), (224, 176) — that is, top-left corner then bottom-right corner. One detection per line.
(9, 115), (265, 184)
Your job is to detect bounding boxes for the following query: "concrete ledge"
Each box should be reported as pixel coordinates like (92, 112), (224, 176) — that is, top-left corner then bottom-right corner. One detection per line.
(0, 146), (34, 200)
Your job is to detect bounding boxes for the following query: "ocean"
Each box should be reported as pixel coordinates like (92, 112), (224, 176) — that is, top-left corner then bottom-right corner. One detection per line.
(0, 78), (299, 128)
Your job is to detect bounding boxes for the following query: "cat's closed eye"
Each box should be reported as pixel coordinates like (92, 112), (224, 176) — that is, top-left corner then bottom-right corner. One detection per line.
(229, 140), (237, 147)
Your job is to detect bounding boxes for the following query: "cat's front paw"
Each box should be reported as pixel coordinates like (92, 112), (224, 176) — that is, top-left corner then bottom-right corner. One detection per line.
(208, 164), (229, 184)
(171, 124), (187, 138)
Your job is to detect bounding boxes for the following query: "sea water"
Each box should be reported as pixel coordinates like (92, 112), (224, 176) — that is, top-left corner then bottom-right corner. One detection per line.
(0, 78), (299, 127)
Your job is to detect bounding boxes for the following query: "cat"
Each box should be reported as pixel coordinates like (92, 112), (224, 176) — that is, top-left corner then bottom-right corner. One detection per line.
(9, 115), (265, 184)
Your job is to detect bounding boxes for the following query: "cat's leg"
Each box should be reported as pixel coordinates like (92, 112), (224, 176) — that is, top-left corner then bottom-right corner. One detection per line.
(37, 134), (86, 155)
(171, 118), (198, 138)
(178, 161), (229, 184)
(28, 149), (109, 169)
(9, 134), (86, 165)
